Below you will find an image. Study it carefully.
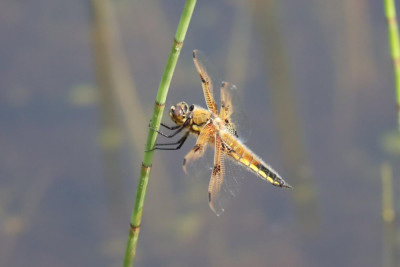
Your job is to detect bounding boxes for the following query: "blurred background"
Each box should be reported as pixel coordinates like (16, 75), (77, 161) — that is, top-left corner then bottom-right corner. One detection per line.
(1, 0), (400, 266)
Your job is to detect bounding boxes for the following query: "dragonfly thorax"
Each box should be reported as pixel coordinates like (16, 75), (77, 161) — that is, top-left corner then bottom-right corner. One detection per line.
(209, 115), (223, 129)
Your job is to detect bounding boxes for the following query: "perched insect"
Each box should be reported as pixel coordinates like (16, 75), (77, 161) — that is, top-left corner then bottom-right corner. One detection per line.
(150, 50), (292, 215)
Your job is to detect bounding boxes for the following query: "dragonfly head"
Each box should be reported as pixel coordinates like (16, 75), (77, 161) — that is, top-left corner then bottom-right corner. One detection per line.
(170, 102), (192, 125)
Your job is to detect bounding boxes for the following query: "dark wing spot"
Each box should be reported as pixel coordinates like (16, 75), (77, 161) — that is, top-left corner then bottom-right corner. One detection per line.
(221, 143), (226, 151)
(199, 74), (207, 84)
(193, 144), (201, 152)
(212, 165), (221, 176)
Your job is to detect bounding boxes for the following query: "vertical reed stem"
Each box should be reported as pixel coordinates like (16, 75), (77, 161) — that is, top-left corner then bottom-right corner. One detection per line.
(122, 1), (197, 266)
(384, 0), (400, 131)
(383, 2), (399, 265)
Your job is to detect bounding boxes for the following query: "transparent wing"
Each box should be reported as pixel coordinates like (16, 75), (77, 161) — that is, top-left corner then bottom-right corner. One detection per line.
(208, 133), (225, 216)
(219, 81), (251, 142)
(192, 50), (250, 140)
(220, 81), (238, 137)
(193, 50), (218, 114)
(183, 123), (215, 174)
(220, 82), (233, 122)
(183, 131), (251, 216)
(206, 146), (250, 216)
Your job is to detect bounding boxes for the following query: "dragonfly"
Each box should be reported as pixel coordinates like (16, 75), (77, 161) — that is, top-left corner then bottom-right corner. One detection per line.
(150, 50), (292, 215)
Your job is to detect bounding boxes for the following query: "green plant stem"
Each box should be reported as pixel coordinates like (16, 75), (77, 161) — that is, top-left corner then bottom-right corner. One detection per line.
(384, 0), (400, 131)
(122, 1), (196, 266)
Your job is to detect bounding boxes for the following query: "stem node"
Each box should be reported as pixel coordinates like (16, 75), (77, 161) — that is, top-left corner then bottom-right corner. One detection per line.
(123, 1), (197, 266)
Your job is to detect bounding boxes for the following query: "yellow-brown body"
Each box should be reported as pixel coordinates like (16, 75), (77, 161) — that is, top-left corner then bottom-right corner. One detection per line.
(183, 106), (286, 187)
(220, 130), (283, 186)
(189, 106), (211, 133)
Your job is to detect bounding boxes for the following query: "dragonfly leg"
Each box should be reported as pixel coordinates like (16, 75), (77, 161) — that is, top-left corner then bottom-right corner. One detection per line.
(149, 119), (190, 138)
(146, 131), (189, 151)
(160, 123), (181, 130)
(148, 120), (181, 133)
(150, 124), (185, 138)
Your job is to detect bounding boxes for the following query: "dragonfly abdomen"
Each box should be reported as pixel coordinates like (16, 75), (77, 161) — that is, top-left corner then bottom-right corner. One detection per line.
(223, 134), (292, 189)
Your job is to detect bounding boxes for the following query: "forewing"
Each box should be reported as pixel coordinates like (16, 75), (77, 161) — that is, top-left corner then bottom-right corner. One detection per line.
(193, 50), (218, 114)
(219, 81), (251, 142)
(220, 82), (233, 120)
(220, 81), (238, 137)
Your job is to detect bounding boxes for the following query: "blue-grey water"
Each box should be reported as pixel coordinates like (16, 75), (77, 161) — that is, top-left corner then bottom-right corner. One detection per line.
(0, 1), (398, 266)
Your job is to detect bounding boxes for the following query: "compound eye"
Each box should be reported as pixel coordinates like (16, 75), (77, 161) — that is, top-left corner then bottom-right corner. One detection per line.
(174, 106), (183, 117)
(184, 105), (188, 113)
(189, 105), (194, 111)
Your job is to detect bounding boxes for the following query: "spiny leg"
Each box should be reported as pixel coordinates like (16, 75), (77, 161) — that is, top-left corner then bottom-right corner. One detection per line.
(149, 119), (189, 138)
(150, 124), (185, 138)
(160, 123), (181, 130)
(147, 131), (190, 151)
(148, 121), (181, 131)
